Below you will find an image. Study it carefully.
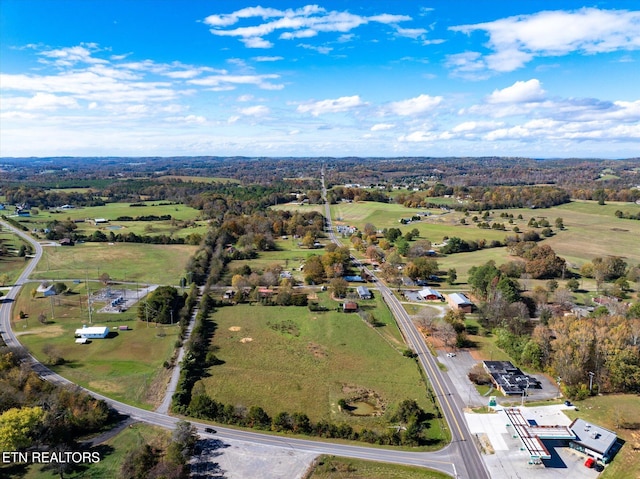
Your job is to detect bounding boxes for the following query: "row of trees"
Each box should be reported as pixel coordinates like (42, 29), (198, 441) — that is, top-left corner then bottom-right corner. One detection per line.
(187, 394), (436, 447)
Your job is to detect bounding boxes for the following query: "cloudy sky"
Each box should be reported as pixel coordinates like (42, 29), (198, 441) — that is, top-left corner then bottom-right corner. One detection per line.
(1, 0), (639, 158)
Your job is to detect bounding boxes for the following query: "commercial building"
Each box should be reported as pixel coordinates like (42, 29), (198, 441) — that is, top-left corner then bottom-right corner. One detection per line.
(74, 325), (110, 339)
(483, 361), (542, 395)
(569, 418), (618, 463)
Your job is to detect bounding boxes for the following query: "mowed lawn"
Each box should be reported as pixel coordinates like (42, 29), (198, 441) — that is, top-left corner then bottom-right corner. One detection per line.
(32, 242), (197, 284)
(564, 394), (640, 479)
(13, 284), (181, 409)
(198, 300), (445, 442)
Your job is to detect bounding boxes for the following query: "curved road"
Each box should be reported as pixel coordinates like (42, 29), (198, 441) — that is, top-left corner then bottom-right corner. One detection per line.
(0, 220), (460, 477)
(321, 167), (489, 479)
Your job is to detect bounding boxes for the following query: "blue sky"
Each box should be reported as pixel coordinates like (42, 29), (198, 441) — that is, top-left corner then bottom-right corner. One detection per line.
(1, 1), (639, 158)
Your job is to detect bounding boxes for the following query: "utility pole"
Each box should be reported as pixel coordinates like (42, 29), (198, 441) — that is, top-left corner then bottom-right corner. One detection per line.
(85, 271), (93, 324)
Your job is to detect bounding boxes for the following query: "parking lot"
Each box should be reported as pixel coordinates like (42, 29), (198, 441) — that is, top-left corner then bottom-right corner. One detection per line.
(437, 349), (560, 408)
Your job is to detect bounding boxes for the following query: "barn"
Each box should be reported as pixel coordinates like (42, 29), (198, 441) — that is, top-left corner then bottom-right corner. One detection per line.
(447, 293), (474, 313)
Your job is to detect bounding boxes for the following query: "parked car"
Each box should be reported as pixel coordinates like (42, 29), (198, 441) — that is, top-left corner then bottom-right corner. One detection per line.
(446, 352), (456, 358)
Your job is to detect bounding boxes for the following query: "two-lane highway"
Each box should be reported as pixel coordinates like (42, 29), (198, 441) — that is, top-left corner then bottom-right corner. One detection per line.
(321, 167), (489, 479)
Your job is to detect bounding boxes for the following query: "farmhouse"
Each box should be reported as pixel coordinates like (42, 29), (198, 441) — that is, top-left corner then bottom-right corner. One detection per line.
(93, 218), (108, 224)
(356, 286), (372, 299)
(74, 325), (109, 339)
(418, 287), (443, 301)
(59, 238), (74, 246)
(447, 292), (473, 312)
(569, 418), (618, 463)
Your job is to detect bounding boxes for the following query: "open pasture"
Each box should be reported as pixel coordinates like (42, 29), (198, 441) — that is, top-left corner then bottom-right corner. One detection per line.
(13, 283), (178, 408)
(0, 228), (32, 284)
(19, 201), (209, 240)
(198, 299), (446, 444)
(32, 242), (196, 285)
(271, 201), (325, 215)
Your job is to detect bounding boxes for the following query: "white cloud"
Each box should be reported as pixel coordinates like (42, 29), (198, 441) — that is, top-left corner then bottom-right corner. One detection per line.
(487, 79), (546, 103)
(388, 94), (443, 116)
(297, 95), (365, 116)
(450, 8), (640, 72)
(395, 27), (427, 39)
(298, 43), (333, 54)
(39, 44), (107, 67)
(451, 121), (503, 133)
(188, 73), (283, 90)
(240, 105), (270, 117)
(371, 123), (395, 131)
(204, 5), (416, 48)
(252, 56), (284, 62)
(24, 92), (79, 110)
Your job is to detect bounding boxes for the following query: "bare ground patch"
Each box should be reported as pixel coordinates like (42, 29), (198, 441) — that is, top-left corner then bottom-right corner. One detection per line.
(15, 324), (64, 338)
(229, 326), (241, 331)
(307, 341), (328, 359)
(88, 380), (126, 394)
(240, 337), (253, 343)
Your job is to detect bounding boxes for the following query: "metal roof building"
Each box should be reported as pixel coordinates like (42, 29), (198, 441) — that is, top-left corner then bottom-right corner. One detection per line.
(74, 325), (110, 339)
(569, 418), (618, 463)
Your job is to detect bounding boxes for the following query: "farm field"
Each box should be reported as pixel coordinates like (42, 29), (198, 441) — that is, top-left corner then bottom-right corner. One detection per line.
(565, 394), (640, 479)
(13, 200), (208, 240)
(308, 455), (450, 479)
(271, 201), (325, 215)
(0, 227), (33, 285)
(197, 298), (447, 445)
(13, 282), (179, 409)
(32, 242), (197, 285)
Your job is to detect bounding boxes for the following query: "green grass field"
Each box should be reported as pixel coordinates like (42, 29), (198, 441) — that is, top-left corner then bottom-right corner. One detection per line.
(15, 200), (209, 240)
(13, 282), (179, 409)
(197, 298), (447, 445)
(565, 394), (640, 479)
(308, 455), (450, 479)
(32, 242), (197, 285)
(0, 229), (33, 285)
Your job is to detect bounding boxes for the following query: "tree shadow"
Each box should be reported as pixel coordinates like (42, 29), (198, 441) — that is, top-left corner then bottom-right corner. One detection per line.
(191, 439), (230, 479)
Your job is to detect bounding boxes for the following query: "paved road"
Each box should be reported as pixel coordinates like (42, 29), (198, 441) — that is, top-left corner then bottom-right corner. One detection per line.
(156, 286), (203, 414)
(321, 168), (489, 479)
(0, 220), (458, 477)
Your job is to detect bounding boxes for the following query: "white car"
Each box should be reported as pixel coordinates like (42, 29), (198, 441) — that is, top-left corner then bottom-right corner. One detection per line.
(446, 352), (456, 358)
